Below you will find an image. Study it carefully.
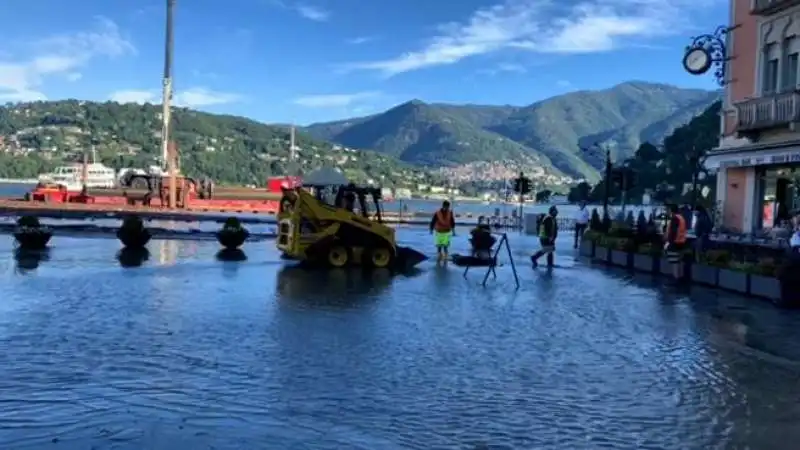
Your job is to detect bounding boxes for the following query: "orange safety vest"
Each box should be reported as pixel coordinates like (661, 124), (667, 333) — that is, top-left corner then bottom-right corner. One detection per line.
(666, 214), (687, 244)
(434, 209), (454, 232)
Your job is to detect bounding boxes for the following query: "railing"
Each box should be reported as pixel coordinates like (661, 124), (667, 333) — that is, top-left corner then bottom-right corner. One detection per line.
(735, 91), (800, 132)
(751, 0), (800, 14)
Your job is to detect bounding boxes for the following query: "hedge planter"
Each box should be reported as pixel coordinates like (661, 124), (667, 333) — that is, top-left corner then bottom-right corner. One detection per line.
(632, 254), (658, 273)
(690, 264), (718, 286)
(610, 250), (631, 268)
(117, 217), (152, 249)
(579, 239), (595, 258)
(748, 274), (780, 302)
(13, 216), (52, 250)
(718, 269), (748, 294)
(14, 228), (52, 250)
(593, 246), (610, 263)
(216, 228), (249, 249)
(217, 217), (250, 250)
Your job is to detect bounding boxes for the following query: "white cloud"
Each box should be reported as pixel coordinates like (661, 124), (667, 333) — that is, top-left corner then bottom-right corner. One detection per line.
(0, 17), (134, 101)
(292, 91), (381, 108)
(109, 87), (242, 107)
(344, 0), (718, 76)
(295, 4), (329, 21)
(478, 62), (526, 75)
(347, 36), (376, 45)
(556, 79), (572, 87)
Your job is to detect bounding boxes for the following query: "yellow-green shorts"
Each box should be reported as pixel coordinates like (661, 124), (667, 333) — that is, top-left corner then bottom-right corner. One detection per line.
(435, 231), (452, 248)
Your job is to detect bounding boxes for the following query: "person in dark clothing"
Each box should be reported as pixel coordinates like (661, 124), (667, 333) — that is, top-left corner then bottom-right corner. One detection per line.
(693, 205), (712, 260)
(531, 206), (558, 268)
(470, 216), (496, 259)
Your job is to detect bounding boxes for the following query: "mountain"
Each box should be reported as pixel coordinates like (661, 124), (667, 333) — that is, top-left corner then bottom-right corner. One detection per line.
(304, 82), (721, 181)
(0, 100), (435, 187)
(307, 99), (556, 174)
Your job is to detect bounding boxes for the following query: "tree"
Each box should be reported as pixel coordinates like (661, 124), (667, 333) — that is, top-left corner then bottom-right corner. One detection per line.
(535, 189), (552, 203)
(567, 182), (592, 202)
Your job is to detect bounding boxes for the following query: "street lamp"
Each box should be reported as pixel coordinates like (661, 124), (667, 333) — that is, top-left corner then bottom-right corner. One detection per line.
(688, 143), (707, 210)
(580, 142), (612, 217)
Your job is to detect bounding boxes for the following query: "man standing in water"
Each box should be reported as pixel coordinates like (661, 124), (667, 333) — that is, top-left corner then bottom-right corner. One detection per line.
(430, 200), (456, 264)
(531, 206), (558, 268)
(664, 204), (688, 281)
(573, 200), (590, 249)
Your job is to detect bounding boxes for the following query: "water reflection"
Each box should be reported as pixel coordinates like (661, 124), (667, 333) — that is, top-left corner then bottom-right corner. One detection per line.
(117, 247), (150, 268)
(13, 248), (49, 273)
(216, 248), (247, 262)
(275, 266), (393, 309)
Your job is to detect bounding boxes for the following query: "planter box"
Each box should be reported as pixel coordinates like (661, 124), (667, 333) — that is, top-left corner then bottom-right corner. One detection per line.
(718, 269), (748, 294)
(578, 239), (595, 258)
(660, 257), (674, 276)
(610, 250), (631, 268)
(632, 254), (658, 273)
(593, 246), (610, 263)
(691, 264), (718, 286)
(750, 274), (781, 301)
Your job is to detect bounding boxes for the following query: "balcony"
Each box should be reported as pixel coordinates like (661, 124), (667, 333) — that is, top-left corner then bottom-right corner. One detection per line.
(751, 0), (800, 15)
(735, 91), (800, 136)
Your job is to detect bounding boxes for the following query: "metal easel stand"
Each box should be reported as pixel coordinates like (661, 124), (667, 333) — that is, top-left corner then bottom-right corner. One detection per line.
(463, 232), (520, 289)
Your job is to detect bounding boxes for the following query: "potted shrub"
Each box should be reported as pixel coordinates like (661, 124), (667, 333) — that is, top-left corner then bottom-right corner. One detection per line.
(589, 209), (603, 231)
(749, 257), (781, 302)
(13, 215), (52, 250)
(117, 216), (151, 248)
(216, 217), (250, 250)
(691, 249), (725, 286)
(632, 243), (661, 273)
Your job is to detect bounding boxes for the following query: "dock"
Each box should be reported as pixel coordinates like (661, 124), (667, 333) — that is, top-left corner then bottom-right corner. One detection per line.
(0, 199), (527, 228)
(0, 222), (277, 241)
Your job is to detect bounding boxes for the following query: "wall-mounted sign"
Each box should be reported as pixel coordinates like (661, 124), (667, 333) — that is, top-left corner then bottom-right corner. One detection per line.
(717, 151), (800, 168)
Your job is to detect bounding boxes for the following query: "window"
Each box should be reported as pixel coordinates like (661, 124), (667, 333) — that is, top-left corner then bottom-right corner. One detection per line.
(784, 53), (798, 90)
(762, 43), (778, 94)
(783, 37), (798, 91)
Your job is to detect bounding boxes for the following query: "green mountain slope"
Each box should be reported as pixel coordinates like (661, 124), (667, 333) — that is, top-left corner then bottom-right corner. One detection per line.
(304, 82), (720, 180)
(0, 100), (434, 187)
(314, 99), (557, 171)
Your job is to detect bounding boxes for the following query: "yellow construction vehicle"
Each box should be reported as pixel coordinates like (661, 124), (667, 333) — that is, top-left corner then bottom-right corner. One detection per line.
(275, 184), (426, 269)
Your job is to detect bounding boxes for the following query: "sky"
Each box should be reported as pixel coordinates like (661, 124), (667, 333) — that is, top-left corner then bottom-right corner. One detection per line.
(0, 0), (726, 125)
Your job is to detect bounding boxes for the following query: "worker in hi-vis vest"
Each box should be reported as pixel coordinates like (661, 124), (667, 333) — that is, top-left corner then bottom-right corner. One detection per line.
(664, 203), (688, 281)
(429, 200), (456, 264)
(531, 206), (559, 268)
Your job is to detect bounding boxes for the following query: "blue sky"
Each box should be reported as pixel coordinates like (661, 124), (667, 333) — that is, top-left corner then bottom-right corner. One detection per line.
(0, 0), (725, 125)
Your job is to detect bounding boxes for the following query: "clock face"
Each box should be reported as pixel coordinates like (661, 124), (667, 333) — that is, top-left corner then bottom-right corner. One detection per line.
(683, 48), (711, 75)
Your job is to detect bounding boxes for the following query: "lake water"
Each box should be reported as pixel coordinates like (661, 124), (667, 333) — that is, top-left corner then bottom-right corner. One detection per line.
(0, 228), (799, 449)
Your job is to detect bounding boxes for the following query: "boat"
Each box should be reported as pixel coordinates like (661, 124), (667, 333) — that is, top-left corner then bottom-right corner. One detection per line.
(38, 162), (117, 191)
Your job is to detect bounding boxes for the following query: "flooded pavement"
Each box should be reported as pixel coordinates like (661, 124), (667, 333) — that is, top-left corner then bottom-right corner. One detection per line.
(1, 227), (800, 449)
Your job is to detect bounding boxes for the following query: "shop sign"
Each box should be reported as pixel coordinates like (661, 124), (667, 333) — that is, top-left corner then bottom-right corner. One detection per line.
(717, 152), (800, 168)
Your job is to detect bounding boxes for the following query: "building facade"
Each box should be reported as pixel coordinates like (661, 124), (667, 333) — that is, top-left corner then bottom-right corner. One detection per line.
(705, 0), (800, 232)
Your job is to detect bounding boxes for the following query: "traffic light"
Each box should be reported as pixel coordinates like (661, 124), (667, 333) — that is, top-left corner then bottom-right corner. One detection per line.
(513, 173), (531, 195)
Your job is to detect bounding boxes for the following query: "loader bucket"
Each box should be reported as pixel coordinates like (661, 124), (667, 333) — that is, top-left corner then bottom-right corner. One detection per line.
(395, 246), (427, 271)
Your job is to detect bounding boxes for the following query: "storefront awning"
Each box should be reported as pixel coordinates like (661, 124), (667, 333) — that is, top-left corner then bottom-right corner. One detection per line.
(705, 144), (800, 170)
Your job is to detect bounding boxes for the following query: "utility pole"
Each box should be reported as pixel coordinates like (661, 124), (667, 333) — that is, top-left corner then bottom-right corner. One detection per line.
(162, 0), (176, 207)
